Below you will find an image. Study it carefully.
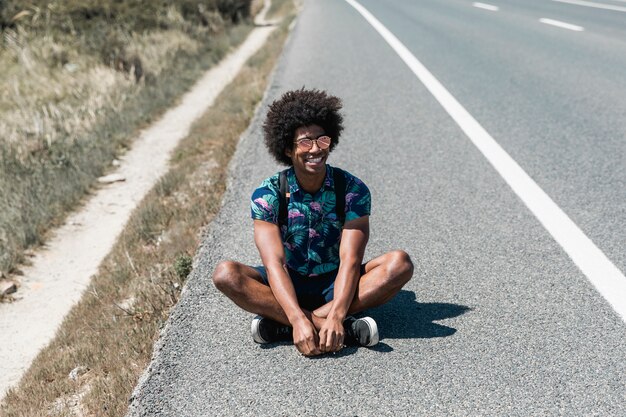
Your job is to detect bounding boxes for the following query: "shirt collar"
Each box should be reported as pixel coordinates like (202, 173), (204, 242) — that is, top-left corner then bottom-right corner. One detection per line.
(286, 164), (334, 195)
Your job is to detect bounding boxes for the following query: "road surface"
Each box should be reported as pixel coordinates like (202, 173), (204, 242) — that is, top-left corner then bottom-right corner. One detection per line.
(128, 0), (626, 415)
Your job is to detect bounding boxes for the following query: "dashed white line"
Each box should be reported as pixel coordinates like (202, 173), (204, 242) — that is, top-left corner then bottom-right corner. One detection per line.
(473, 2), (499, 11)
(539, 18), (585, 31)
(345, 0), (626, 322)
(553, 0), (626, 13)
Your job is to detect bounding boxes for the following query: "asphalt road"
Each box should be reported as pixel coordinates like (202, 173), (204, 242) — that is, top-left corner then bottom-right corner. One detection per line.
(128, 0), (626, 415)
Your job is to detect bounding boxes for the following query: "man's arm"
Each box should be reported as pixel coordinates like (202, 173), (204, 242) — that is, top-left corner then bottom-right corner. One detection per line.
(253, 220), (320, 356)
(316, 215), (369, 352)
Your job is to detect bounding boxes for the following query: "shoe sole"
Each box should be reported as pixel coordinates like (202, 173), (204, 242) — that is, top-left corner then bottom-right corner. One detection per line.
(251, 315), (268, 344)
(359, 317), (379, 347)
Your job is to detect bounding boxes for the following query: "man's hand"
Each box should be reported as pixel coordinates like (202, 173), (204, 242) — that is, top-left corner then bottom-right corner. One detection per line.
(318, 316), (344, 353)
(292, 317), (321, 356)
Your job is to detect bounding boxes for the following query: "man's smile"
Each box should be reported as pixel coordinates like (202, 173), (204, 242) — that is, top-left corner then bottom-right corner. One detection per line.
(305, 155), (325, 165)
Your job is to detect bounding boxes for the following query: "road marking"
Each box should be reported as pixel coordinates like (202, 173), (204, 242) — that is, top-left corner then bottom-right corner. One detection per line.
(539, 18), (585, 31)
(473, 2), (499, 11)
(345, 0), (626, 322)
(553, 0), (626, 13)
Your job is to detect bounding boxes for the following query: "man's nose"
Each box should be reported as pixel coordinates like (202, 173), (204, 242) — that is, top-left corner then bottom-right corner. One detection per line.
(309, 140), (322, 152)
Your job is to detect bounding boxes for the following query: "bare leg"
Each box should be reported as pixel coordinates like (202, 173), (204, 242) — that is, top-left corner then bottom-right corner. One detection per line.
(312, 250), (414, 319)
(213, 250), (413, 327)
(212, 261), (326, 329)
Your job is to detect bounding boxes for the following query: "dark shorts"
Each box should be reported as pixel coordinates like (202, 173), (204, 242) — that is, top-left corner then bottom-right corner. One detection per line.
(252, 264), (367, 311)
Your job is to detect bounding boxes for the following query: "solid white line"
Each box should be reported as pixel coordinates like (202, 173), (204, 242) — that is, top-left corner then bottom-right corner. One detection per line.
(539, 18), (585, 31)
(553, 0), (626, 13)
(345, 0), (626, 322)
(473, 2), (499, 11)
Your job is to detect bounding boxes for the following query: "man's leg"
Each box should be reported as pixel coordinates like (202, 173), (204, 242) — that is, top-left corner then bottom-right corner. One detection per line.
(312, 250), (414, 319)
(212, 261), (327, 329)
(212, 261), (290, 325)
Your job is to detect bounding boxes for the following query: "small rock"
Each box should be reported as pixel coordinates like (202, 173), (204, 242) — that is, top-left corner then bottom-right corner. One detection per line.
(97, 174), (126, 184)
(63, 63), (78, 73)
(112, 159), (121, 167)
(118, 297), (136, 311)
(68, 366), (88, 381)
(0, 280), (17, 296)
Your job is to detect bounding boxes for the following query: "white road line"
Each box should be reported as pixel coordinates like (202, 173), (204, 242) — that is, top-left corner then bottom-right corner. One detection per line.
(473, 2), (499, 11)
(345, 0), (626, 322)
(539, 18), (585, 31)
(553, 0), (626, 13)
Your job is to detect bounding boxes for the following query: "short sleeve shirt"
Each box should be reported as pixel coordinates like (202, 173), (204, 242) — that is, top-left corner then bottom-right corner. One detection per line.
(251, 165), (371, 277)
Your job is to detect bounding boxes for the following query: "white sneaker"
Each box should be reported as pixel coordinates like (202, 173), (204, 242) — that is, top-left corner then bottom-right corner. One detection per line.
(344, 316), (379, 347)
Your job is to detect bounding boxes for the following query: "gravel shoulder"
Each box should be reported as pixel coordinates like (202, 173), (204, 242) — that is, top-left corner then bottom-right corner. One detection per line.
(0, 11), (276, 401)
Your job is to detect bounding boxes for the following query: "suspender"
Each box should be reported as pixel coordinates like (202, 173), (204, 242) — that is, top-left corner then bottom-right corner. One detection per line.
(333, 167), (346, 225)
(278, 167), (346, 227)
(278, 169), (289, 227)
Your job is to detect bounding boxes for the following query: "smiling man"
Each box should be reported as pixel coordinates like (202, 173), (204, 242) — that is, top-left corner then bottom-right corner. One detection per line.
(212, 88), (414, 356)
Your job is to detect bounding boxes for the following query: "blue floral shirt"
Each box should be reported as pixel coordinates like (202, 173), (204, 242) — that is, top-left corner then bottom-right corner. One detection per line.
(251, 165), (371, 277)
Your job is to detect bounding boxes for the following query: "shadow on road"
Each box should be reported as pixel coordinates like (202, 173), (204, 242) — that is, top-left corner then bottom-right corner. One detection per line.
(368, 290), (471, 340)
(260, 290), (470, 358)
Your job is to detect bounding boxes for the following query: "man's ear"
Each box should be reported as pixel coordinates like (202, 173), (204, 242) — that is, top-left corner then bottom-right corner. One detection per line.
(285, 148), (292, 158)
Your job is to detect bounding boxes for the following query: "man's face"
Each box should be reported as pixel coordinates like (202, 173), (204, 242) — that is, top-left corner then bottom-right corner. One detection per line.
(285, 124), (330, 177)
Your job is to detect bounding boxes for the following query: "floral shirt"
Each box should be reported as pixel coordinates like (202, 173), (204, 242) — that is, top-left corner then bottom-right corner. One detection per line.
(251, 165), (371, 277)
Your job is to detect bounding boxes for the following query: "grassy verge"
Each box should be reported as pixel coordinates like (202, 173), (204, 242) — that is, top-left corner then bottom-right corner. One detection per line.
(0, 0), (294, 415)
(0, 0), (255, 279)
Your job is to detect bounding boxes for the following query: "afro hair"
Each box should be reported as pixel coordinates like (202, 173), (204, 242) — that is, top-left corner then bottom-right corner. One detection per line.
(262, 88), (344, 166)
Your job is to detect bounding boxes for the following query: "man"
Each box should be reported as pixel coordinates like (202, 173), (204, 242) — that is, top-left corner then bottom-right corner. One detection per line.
(213, 88), (413, 356)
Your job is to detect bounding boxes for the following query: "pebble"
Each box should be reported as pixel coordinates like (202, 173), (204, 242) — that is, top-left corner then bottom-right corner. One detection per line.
(0, 280), (17, 296)
(97, 174), (126, 184)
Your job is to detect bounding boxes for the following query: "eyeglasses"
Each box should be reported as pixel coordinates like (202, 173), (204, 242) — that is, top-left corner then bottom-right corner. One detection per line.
(294, 135), (332, 151)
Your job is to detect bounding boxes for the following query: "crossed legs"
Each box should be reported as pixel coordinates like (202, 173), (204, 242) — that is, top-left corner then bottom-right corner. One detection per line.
(212, 250), (414, 330)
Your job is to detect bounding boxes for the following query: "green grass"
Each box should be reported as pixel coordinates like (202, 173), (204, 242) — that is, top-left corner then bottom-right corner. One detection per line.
(0, 0), (254, 278)
(0, 1), (295, 413)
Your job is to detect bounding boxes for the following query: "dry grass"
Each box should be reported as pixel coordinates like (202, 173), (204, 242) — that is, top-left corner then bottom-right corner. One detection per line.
(0, 2), (254, 278)
(0, 0), (294, 415)
(0, 4), (222, 150)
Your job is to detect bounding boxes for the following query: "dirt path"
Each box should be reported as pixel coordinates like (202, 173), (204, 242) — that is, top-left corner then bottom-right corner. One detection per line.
(0, 3), (276, 400)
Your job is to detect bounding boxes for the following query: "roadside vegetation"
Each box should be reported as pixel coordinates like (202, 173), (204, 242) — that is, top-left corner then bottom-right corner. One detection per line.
(0, 0), (257, 280)
(0, 0), (295, 414)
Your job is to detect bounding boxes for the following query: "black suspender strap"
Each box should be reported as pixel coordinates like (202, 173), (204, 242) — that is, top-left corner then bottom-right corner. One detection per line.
(278, 167), (346, 227)
(278, 169), (289, 227)
(332, 167), (346, 225)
